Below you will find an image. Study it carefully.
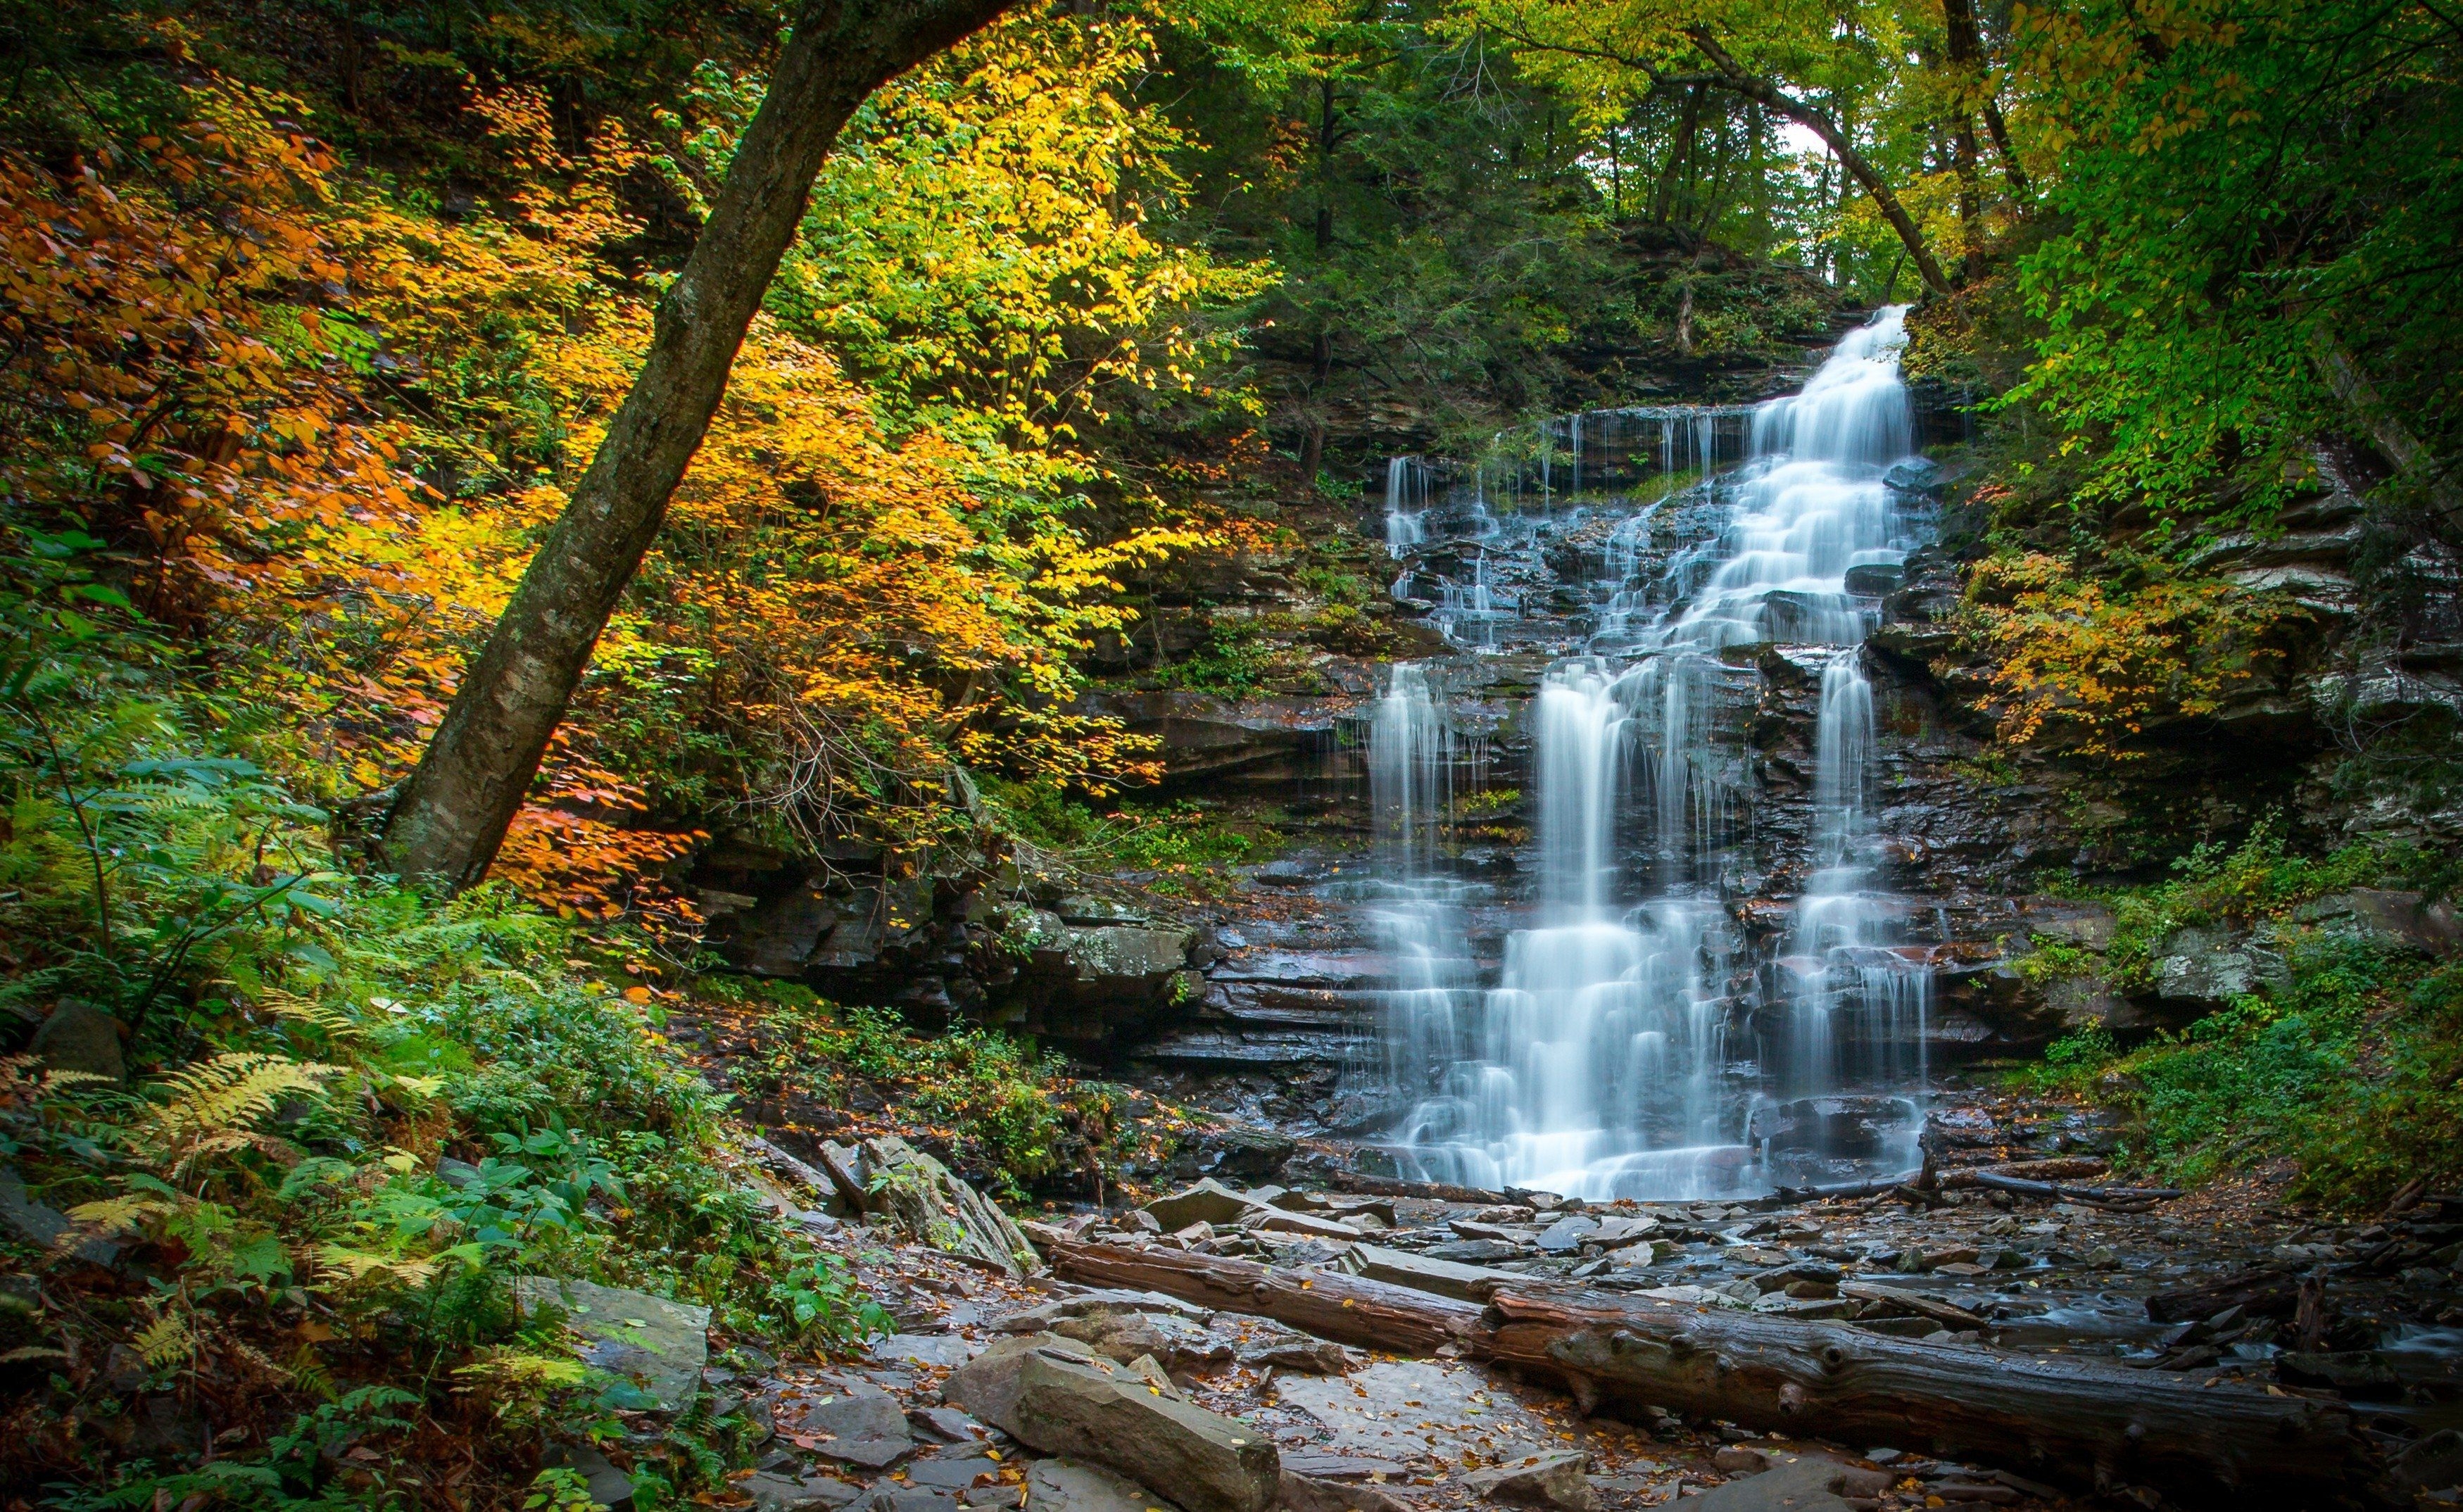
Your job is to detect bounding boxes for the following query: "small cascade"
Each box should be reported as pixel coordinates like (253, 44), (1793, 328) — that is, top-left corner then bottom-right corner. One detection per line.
(1370, 306), (1936, 1199)
(1384, 456), (1428, 557)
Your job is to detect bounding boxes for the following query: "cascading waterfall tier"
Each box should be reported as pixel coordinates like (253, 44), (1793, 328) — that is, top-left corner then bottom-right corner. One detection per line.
(1368, 307), (1934, 1200)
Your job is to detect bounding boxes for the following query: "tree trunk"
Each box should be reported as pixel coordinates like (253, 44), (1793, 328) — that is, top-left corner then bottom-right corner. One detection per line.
(1682, 30), (1951, 295)
(1033, 1232), (1483, 1354)
(1941, 0), (2030, 199)
(2310, 329), (2463, 524)
(1481, 1288), (2357, 1501)
(382, 0), (1023, 890)
(1038, 1237), (2361, 1505)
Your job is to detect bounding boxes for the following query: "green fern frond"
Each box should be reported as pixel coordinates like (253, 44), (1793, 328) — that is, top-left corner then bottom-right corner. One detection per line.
(258, 990), (363, 1042)
(133, 1311), (191, 1369)
(146, 1052), (336, 1145)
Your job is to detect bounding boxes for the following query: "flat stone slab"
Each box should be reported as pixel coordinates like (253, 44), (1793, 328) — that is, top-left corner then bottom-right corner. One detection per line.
(1670, 1454), (1893, 1512)
(737, 1471), (867, 1512)
(513, 1277), (708, 1413)
(771, 1374), (915, 1468)
(1333, 1244), (1520, 1302)
(1272, 1361), (1549, 1466)
(1027, 1457), (1174, 1512)
(874, 1333), (978, 1368)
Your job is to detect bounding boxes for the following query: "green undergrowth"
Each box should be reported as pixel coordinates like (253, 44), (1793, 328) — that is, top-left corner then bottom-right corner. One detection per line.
(0, 573), (883, 1506)
(983, 781), (1280, 893)
(711, 985), (1138, 1200)
(2012, 831), (2463, 1208)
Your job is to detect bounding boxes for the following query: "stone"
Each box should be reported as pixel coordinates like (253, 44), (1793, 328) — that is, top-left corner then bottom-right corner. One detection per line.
(1026, 1457), (1173, 1512)
(1278, 1473), (1411, 1512)
(859, 1489), (962, 1512)
(1053, 1309), (1235, 1374)
(1008, 1347), (1280, 1512)
(942, 1333), (1099, 1436)
(1712, 1447), (1768, 1473)
(1145, 1179), (1264, 1232)
(875, 1333), (977, 1368)
(910, 1405), (987, 1442)
(994, 1289), (1213, 1333)
(512, 1278), (707, 1413)
(1586, 1216), (1658, 1247)
(1226, 1318), (1349, 1375)
(1671, 1454), (1892, 1512)
(771, 1375), (915, 1468)
(1461, 1451), (1592, 1511)
(1333, 1244), (1517, 1302)
(2389, 1430), (2463, 1496)
(738, 1471), (867, 1512)
(861, 1135), (1039, 1277)
(30, 1000), (122, 1083)
(1275, 1361), (1548, 1461)
(1425, 1240), (1524, 1264)
(0, 1166), (117, 1265)
(2152, 926), (2289, 1007)
(543, 1443), (636, 1512)
(1241, 1207), (1363, 1241)
(1882, 458), (1943, 496)
(2295, 889), (2462, 957)
(905, 1448), (1004, 1492)
(1535, 1216), (1599, 1253)
(1280, 1455), (1412, 1482)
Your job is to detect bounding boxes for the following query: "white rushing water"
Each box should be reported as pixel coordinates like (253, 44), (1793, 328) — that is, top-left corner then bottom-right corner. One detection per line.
(1371, 307), (1932, 1199)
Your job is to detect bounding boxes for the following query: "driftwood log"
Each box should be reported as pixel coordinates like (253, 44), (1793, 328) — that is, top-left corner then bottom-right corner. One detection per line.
(1037, 1234), (1483, 1354)
(1042, 1235), (2359, 1505)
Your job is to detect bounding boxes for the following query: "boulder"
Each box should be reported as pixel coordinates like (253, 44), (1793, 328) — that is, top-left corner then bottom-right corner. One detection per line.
(1461, 1451), (1593, 1512)
(1027, 1457), (1173, 1512)
(1145, 1179), (1264, 1233)
(512, 1278), (707, 1413)
(942, 1333), (1100, 1436)
(860, 1135), (1038, 1277)
(2295, 889), (2462, 958)
(1670, 1453), (1892, 1512)
(2153, 926), (2288, 1007)
(1008, 1348), (1280, 1512)
(1, 1166), (118, 1265)
(30, 1000), (123, 1083)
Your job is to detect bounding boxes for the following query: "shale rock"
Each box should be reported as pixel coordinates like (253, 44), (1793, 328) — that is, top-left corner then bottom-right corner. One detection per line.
(738, 1472), (867, 1512)
(860, 1135), (1038, 1277)
(1009, 1348), (1280, 1512)
(1026, 1458), (1170, 1512)
(512, 1278), (707, 1413)
(1461, 1451), (1593, 1512)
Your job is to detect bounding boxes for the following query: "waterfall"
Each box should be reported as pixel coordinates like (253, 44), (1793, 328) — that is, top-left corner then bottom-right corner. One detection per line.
(1373, 306), (1934, 1199)
(1384, 456), (1426, 557)
(1369, 664), (1452, 876)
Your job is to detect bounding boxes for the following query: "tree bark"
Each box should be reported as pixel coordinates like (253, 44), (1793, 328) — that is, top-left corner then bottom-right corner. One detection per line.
(1039, 1237), (2360, 1504)
(1941, 0), (2030, 199)
(1682, 30), (1951, 295)
(1033, 1232), (1483, 1354)
(1481, 1288), (2357, 1501)
(382, 0), (1023, 890)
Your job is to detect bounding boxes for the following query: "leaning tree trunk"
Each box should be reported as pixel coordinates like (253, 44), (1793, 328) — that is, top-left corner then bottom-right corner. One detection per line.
(383, 0), (1023, 890)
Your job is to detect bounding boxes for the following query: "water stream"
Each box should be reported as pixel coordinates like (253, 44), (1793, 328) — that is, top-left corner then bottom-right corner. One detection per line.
(1366, 307), (1935, 1200)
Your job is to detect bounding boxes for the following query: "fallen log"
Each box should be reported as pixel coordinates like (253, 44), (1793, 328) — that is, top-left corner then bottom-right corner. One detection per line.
(1770, 1159), (2117, 1204)
(1038, 1234), (1483, 1354)
(1321, 1171), (1520, 1206)
(1039, 1236), (2360, 1506)
(1482, 1287), (2357, 1504)
(1964, 1170), (2182, 1209)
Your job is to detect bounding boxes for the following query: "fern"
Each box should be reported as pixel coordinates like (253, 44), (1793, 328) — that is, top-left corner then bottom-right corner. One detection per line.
(139, 1052), (337, 1173)
(257, 990), (363, 1043)
(132, 1311), (191, 1370)
(313, 1243), (440, 1288)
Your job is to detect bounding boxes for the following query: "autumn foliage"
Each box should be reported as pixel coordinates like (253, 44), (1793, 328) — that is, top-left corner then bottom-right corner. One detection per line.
(0, 11), (1247, 924)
